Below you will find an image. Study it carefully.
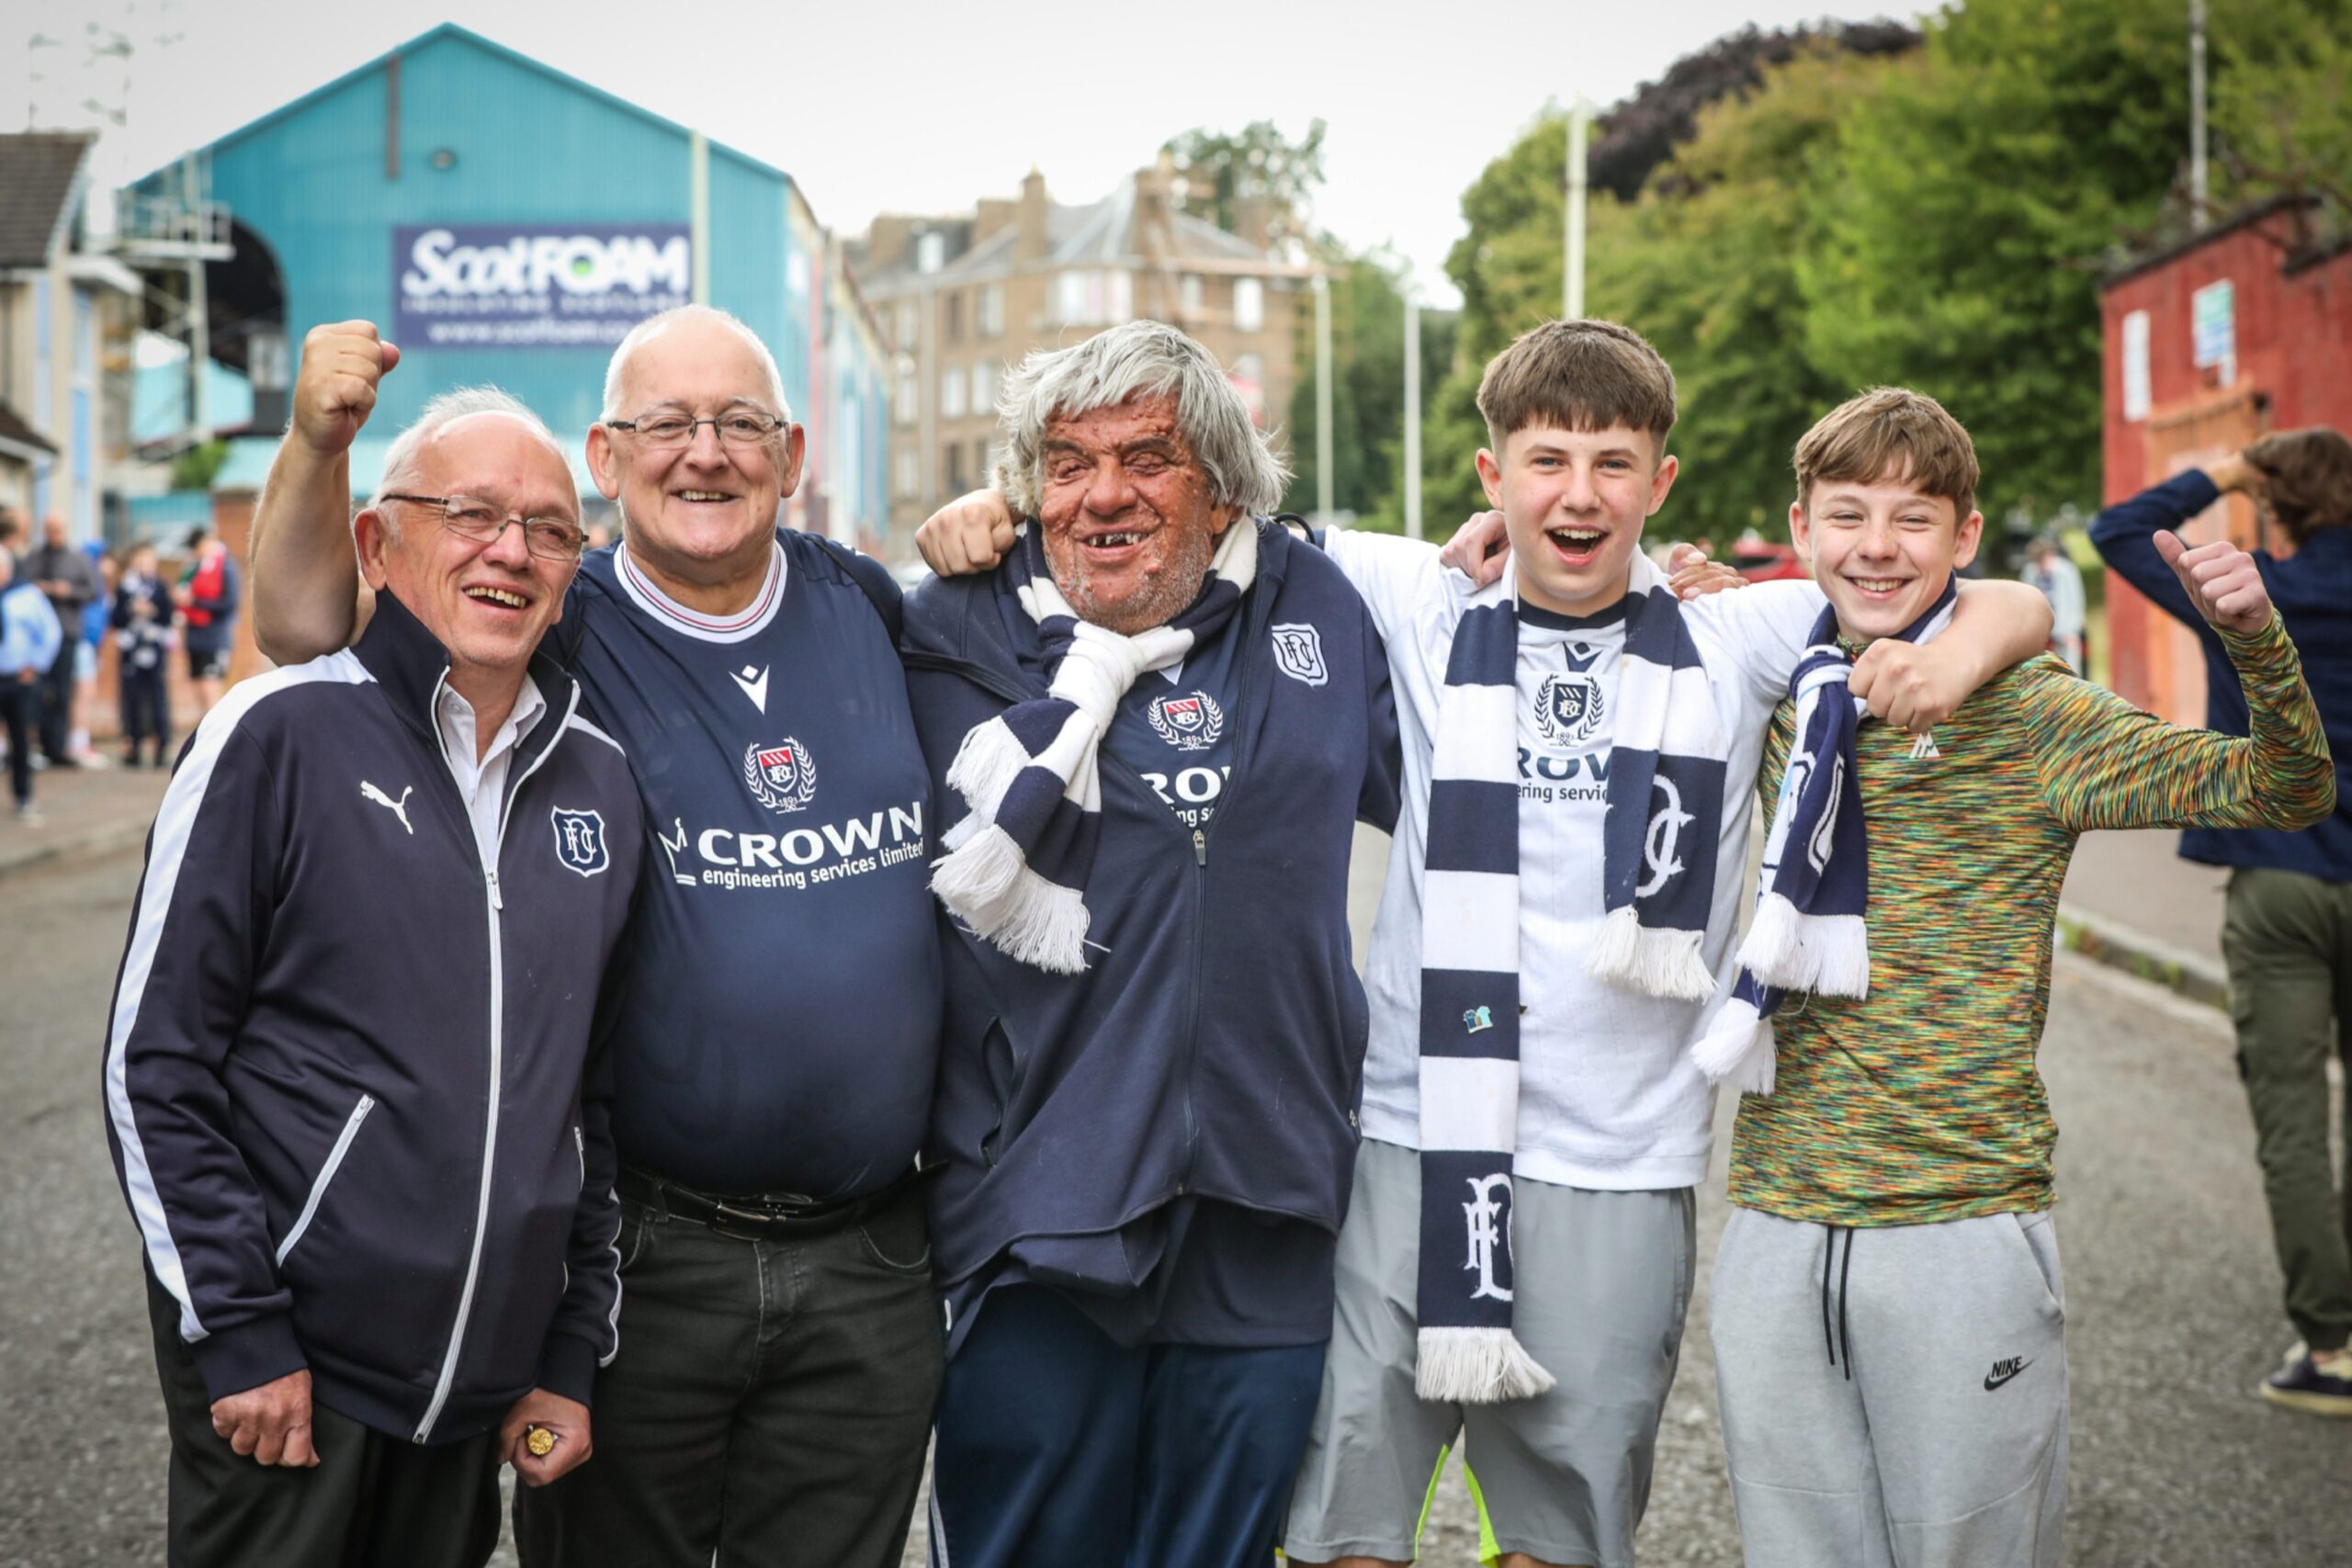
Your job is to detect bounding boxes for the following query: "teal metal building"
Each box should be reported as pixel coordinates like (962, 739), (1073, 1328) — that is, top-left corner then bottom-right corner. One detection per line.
(132, 23), (895, 551)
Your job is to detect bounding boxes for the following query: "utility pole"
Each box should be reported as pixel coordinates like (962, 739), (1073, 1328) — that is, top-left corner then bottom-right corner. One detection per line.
(1564, 96), (1589, 320)
(1403, 288), (1422, 540)
(1313, 271), (1334, 525)
(2188, 0), (2209, 226)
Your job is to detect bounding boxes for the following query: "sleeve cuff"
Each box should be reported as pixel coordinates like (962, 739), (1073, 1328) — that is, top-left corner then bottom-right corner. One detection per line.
(187, 1313), (308, 1404)
(535, 1332), (601, 1408)
(2218, 613), (2295, 671)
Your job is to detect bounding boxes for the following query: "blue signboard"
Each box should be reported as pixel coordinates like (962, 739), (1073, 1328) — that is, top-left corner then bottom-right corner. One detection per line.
(393, 223), (692, 349)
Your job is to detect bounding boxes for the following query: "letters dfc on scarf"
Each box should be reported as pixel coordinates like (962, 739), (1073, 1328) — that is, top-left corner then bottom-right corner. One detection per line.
(1414, 553), (1730, 1403)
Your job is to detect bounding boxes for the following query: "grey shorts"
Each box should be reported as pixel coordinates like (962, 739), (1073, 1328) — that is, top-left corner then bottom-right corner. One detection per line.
(1283, 1137), (1696, 1567)
(1709, 1206), (2069, 1568)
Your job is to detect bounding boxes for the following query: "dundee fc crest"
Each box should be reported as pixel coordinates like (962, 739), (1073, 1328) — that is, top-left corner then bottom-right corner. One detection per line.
(1534, 672), (1604, 747)
(1148, 691), (1225, 751)
(550, 807), (611, 878)
(1270, 623), (1329, 686)
(743, 737), (819, 814)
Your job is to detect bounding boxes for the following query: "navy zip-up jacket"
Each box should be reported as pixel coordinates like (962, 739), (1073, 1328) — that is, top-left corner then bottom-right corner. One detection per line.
(2091, 469), (2352, 880)
(102, 590), (644, 1444)
(902, 522), (1402, 1314)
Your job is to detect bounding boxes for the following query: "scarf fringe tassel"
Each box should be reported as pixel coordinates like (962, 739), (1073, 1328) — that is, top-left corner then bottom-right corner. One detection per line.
(1738, 896), (1870, 998)
(1690, 997), (1778, 1096)
(944, 718), (1035, 821)
(1589, 907), (1717, 1000)
(931, 822), (1091, 974)
(1415, 1325), (1558, 1404)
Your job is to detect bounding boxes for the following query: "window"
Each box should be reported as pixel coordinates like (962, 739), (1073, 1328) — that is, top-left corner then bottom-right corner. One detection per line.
(895, 449), (918, 498)
(944, 291), (964, 344)
(977, 439), (993, 486)
(1053, 270), (1088, 325)
(894, 358), (918, 424)
(971, 360), (998, 416)
(916, 231), (945, 274)
(946, 443), (968, 493)
(941, 368), (967, 421)
(896, 300), (918, 350)
(1233, 276), (1264, 333)
(1107, 270), (1133, 322)
(978, 284), (1005, 338)
(1180, 274), (1205, 315)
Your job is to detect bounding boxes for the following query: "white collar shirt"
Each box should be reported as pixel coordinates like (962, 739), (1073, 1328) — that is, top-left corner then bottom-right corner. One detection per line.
(435, 675), (548, 870)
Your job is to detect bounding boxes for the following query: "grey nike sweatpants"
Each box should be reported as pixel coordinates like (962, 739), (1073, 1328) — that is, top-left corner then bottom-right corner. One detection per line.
(1709, 1206), (2068, 1568)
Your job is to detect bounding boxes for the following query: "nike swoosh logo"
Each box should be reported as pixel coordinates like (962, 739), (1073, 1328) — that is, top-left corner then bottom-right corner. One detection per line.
(729, 665), (770, 713)
(1984, 1360), (2031, 1391)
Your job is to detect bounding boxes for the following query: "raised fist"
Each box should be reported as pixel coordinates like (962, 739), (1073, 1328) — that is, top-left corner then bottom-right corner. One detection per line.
(290, 321), (401, 457)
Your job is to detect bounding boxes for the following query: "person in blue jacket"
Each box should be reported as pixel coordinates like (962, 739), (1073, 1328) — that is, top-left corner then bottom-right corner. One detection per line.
(104, 389), (644, 1566)
(2091, 427), (2352, 1417)
(0, 543), (62, 820)
(903, 320), (1403, 1568)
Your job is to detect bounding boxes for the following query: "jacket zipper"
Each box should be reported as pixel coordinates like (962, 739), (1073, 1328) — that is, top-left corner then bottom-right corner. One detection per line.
(275, 1092), (376, 1265)
(907, 615), (1264, 1192)
(413, 678), (581, 1443)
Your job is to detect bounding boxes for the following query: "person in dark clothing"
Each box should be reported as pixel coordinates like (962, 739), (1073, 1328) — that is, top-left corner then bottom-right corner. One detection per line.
(0, 546), (63, 819)
(113, 542), (176, 767)
(2091, 426), (2352, 1418)
(178, 526), (242, 716)
(27, 514), (97, 762)
(903, 321), (1403, 1568)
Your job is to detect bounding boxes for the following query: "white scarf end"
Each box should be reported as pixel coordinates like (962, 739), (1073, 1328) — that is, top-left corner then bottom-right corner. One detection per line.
(1589, 907), (1716, 1000)
(944, 718), (1033, 811)
(1415, 1325), (1557, 1404)
(1690, 1002), (1776, 1096)
(1740, 900), (1870, 998)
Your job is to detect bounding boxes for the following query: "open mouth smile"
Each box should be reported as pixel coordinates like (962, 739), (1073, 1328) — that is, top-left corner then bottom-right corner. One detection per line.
(464, 585), (530, 610)
(1544, 525), (1607, 566)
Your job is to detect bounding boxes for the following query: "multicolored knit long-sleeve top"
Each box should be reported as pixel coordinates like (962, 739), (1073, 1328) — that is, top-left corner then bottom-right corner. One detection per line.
(1729, 613), (2334, 1226)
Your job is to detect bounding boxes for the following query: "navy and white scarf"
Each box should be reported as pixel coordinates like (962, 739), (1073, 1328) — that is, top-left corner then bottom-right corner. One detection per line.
(1690, 578), (1958, 1094)
(931, 520), (1258, 974)
(1415, 555), (1728, 1403)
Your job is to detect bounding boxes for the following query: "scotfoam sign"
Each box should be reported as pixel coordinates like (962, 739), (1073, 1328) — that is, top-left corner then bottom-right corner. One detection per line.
(393, 224), (691, 349)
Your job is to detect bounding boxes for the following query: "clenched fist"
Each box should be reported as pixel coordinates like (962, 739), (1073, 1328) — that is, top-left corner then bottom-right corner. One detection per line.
(291, 321), (401, 457)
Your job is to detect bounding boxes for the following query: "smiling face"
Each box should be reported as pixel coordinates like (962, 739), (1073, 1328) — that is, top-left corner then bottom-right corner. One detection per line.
(587, 312), (804, 597)
(1791, 471), (1982, 642)
(356, 412), (577, 700)
(1477, 423), (1677, 618)
(1035, 395), (1240, 635)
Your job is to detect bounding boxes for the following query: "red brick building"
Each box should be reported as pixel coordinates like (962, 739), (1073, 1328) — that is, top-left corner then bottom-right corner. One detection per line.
(2099, 197), (2352, 723)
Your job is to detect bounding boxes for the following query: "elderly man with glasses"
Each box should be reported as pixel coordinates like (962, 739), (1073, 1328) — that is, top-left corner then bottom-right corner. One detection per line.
(246, 308), (944, 1568)
(107, 387), (643, 1568)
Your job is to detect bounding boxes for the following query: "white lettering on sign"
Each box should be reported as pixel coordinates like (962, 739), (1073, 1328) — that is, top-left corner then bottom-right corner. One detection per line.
(401, 228), (693, 299)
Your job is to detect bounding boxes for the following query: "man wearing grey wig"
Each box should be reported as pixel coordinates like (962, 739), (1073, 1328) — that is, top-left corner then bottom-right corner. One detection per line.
(900, 319), (1402, 1568)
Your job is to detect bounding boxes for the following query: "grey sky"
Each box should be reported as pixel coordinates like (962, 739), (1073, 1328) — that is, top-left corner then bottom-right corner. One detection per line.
(27, 0), (1909, 308)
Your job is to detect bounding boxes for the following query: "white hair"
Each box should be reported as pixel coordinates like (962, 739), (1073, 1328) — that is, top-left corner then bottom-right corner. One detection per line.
(601, 305), (792, 423)
(991, 321), (1288, 519)
(368, 387), (571, 514)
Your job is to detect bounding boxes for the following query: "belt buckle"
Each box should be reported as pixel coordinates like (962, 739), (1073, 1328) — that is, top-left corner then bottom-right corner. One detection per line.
(709, 1200), (782, 1241)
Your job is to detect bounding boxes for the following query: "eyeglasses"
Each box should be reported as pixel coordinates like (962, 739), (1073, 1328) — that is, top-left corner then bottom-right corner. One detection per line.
(603, 411), (786, 448)
(379, 495), (588, 562)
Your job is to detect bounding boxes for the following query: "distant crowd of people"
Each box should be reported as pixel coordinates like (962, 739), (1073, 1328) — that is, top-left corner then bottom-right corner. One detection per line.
(0, 511), (240, 821)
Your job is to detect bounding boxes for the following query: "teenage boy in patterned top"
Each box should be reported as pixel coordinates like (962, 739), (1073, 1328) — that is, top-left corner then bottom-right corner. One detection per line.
(1709, 389), (2334, 1568)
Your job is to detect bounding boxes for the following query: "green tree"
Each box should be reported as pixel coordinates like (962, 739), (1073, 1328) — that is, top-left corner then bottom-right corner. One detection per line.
(1283, 248), (1458, 528)
(2211, 0), (2352, 204)
(1162, 119), (1328, 253)
(1800, 0), (2192, 522)
(171, 439), (230, 492)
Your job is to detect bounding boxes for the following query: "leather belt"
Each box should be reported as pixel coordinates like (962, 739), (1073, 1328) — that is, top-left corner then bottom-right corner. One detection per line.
(618, 1161), (936, 1243)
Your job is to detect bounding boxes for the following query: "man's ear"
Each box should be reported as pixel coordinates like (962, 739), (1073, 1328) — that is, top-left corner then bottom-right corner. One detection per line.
(1210, 502), (1246, 537)
(1476, 448), (1504, 509)
(352, 508), (394, 591)
(1788, 500), (1813, 559)
(776, 423), (808, 500)
(1647, 454), (1680, 516)
(1952, 508), (1985, 573)
(585, 425), (622, 502)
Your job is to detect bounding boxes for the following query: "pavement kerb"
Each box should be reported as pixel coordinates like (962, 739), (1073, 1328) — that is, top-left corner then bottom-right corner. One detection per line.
(0, 815), (155, 885)
(2056, 904), (2231, 1013)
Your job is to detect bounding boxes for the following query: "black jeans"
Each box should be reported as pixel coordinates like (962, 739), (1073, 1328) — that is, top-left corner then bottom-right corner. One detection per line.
(121, 661), (171, 763)
(512, 1178), (943, 1568)
(146, 1275), (502, 1568)
(38, 631), (75, 761)
(0, 678), (34, 806)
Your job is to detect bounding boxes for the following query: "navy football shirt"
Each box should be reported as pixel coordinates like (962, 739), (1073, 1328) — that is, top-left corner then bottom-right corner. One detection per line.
(1102, 607), (1242, 829)
(566, 531), (942, 1201)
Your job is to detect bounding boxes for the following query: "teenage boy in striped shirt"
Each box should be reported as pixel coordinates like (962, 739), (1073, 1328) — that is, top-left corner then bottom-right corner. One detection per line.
(1708, 388), (2334, 1568)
